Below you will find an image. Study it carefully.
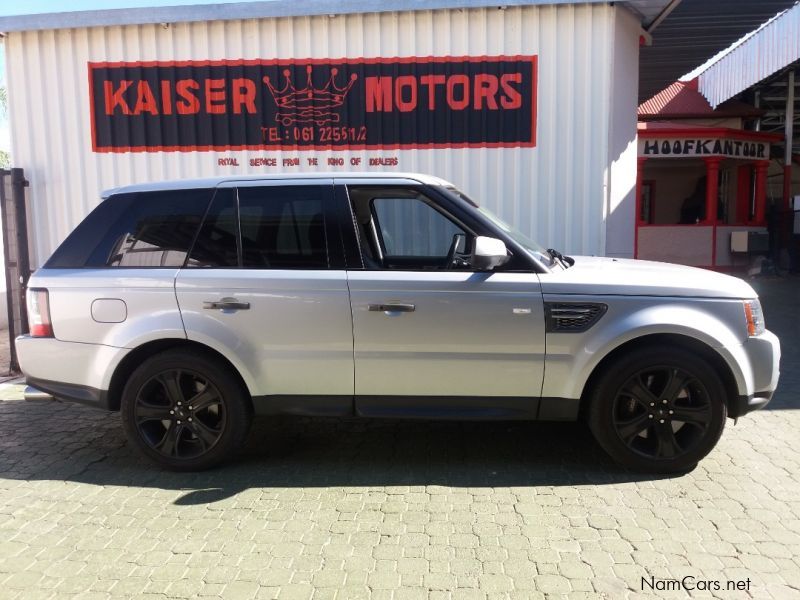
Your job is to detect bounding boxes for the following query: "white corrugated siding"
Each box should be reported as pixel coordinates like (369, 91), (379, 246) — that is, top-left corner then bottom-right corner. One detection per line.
(6, 4), (630, 266)
(698, 3), (800, 108)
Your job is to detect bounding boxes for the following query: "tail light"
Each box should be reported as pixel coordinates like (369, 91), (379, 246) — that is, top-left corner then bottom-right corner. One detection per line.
(27, 288), (53, 338)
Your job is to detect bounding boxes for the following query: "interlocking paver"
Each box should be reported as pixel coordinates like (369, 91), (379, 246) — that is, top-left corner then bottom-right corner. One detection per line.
(0, 278), (798, 598)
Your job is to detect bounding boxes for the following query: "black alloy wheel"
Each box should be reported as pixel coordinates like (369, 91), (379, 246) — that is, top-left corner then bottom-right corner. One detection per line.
(133, 369), (226, 460)
(611, 366), (713, 461)
(121, 348), (252, 470)
(589, 347), (727, 473)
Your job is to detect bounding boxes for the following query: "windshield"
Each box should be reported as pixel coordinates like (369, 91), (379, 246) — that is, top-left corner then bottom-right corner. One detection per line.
(446, 187), (555, 267)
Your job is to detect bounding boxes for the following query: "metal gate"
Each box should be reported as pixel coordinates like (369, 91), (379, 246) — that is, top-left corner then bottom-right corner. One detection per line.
(0, 168), (31, 372)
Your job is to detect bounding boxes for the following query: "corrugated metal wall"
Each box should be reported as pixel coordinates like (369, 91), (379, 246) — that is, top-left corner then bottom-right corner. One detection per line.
(6, 4), (632, 266)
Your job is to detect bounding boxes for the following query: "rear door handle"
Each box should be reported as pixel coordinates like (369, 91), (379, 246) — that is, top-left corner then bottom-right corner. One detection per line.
(203, 299), (250, 310)
(368, 303), (416, 313)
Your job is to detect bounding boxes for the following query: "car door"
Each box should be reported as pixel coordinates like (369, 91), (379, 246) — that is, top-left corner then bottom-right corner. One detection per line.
(341, 181), (546, 418)
(175, 179), (354, 413)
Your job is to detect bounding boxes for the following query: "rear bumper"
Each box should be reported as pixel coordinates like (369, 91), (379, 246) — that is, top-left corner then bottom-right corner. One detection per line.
(15, 335), (126, 411)
(24, 386), (54, 401)
(24, 377), (111, 410)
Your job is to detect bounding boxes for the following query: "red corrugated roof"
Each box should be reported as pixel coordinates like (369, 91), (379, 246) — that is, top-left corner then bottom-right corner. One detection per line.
(638, 78), (763, 119)
(637, 121), (711, 131)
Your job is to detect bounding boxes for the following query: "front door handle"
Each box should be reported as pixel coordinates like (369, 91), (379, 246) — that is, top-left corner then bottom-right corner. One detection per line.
(203, 298), (250, 310)
(368, 303), (416, 313)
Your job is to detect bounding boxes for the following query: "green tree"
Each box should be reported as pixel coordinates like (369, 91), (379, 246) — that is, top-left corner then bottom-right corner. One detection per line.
(0, 86), (8, 168)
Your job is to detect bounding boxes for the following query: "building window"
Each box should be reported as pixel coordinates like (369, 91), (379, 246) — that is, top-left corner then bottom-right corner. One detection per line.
(641, 181), (655, 224)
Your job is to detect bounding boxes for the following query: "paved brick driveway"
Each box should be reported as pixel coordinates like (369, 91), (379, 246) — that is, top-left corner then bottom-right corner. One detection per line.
(0, 278), (799, 599)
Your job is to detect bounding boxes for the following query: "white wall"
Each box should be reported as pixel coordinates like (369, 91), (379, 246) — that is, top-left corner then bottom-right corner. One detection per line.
(604, 6), (640, 258)
(6, 4), (640, 266)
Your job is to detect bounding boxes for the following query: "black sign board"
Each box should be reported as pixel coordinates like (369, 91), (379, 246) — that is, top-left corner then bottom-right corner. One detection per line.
(89, 56), (537, 152)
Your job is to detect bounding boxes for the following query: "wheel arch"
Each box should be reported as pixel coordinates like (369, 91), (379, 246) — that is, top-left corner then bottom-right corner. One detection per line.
(577, 333), (740, 421)
(107, 339), (252, 411)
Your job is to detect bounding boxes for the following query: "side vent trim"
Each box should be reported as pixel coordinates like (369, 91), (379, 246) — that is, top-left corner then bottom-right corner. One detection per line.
(544, 302), (608, 333)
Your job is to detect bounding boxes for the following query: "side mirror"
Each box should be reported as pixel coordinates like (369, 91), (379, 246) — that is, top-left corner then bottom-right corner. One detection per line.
(471, 236), (510, 271)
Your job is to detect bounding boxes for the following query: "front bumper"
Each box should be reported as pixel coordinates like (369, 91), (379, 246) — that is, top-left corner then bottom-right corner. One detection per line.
(732, 389), (775, 418)
(729, 329), (781, 418)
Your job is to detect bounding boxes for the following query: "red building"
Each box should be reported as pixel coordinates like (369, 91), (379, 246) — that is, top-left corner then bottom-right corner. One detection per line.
(636, 79), (783, 269)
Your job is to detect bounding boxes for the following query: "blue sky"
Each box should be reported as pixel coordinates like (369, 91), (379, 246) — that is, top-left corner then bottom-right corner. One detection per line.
(0, 0), (242, 17)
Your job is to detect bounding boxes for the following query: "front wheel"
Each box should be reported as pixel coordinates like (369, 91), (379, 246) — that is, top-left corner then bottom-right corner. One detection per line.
(588, 347), (727, 473)
(121, 349), (252, 470)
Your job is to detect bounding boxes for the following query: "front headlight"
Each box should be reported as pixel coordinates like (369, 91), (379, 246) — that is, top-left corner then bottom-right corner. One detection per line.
(744, 299), (765, 336)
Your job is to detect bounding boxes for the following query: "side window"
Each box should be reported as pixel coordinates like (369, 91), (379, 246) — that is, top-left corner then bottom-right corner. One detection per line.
(187, 188), (238, 267)
(373, 197), (463, 258)
(46, 189), (213, 268)
(237, 185), (328, 269)
(347, 186), (468, 270)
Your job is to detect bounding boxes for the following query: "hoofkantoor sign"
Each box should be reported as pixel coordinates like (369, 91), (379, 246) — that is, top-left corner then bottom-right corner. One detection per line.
(638, 137), (770, 160)
(89, 56), (538, 153)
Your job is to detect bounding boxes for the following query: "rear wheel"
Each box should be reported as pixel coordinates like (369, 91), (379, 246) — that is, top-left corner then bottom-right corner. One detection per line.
(121, 349), (252, 470)
(588, 347), (727, 473)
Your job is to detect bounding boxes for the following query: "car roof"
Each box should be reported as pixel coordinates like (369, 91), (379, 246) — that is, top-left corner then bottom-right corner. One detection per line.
(102, 172), (455, 197)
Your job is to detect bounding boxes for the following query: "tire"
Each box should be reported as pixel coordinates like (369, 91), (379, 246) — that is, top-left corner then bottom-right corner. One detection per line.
(120, 348), (252, 471)
(588, 347), (727, 473)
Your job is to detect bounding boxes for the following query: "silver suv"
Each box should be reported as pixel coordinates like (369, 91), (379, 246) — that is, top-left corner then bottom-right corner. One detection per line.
(17, 173), (780, 472)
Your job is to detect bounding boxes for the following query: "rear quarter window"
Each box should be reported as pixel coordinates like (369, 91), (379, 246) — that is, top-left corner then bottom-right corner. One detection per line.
(46, 189), (214, 268)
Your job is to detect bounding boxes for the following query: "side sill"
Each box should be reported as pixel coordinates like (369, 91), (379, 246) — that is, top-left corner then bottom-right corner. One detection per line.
(252, 395), (354, 417)
(24, 377), (112, 411)
(18, 386), (581, 422)
(252, 396), (546, 420)
(355, 396), (540, 420)
(537, 397), (581, 421)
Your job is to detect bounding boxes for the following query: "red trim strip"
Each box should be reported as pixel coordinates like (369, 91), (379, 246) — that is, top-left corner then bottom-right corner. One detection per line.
(635, 224), (715, 228)
(89, 62), (99, 153)
(531, 56), (537, 149)
(90, 141), (539, 153)
(88, 55), (536, 68)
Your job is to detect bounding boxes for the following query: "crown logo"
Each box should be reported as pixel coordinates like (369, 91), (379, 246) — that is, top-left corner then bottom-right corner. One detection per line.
(263, 65), (358, 126)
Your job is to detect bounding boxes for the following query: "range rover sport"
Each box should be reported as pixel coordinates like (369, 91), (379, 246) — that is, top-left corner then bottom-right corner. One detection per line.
(16, 173), (780, 472)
